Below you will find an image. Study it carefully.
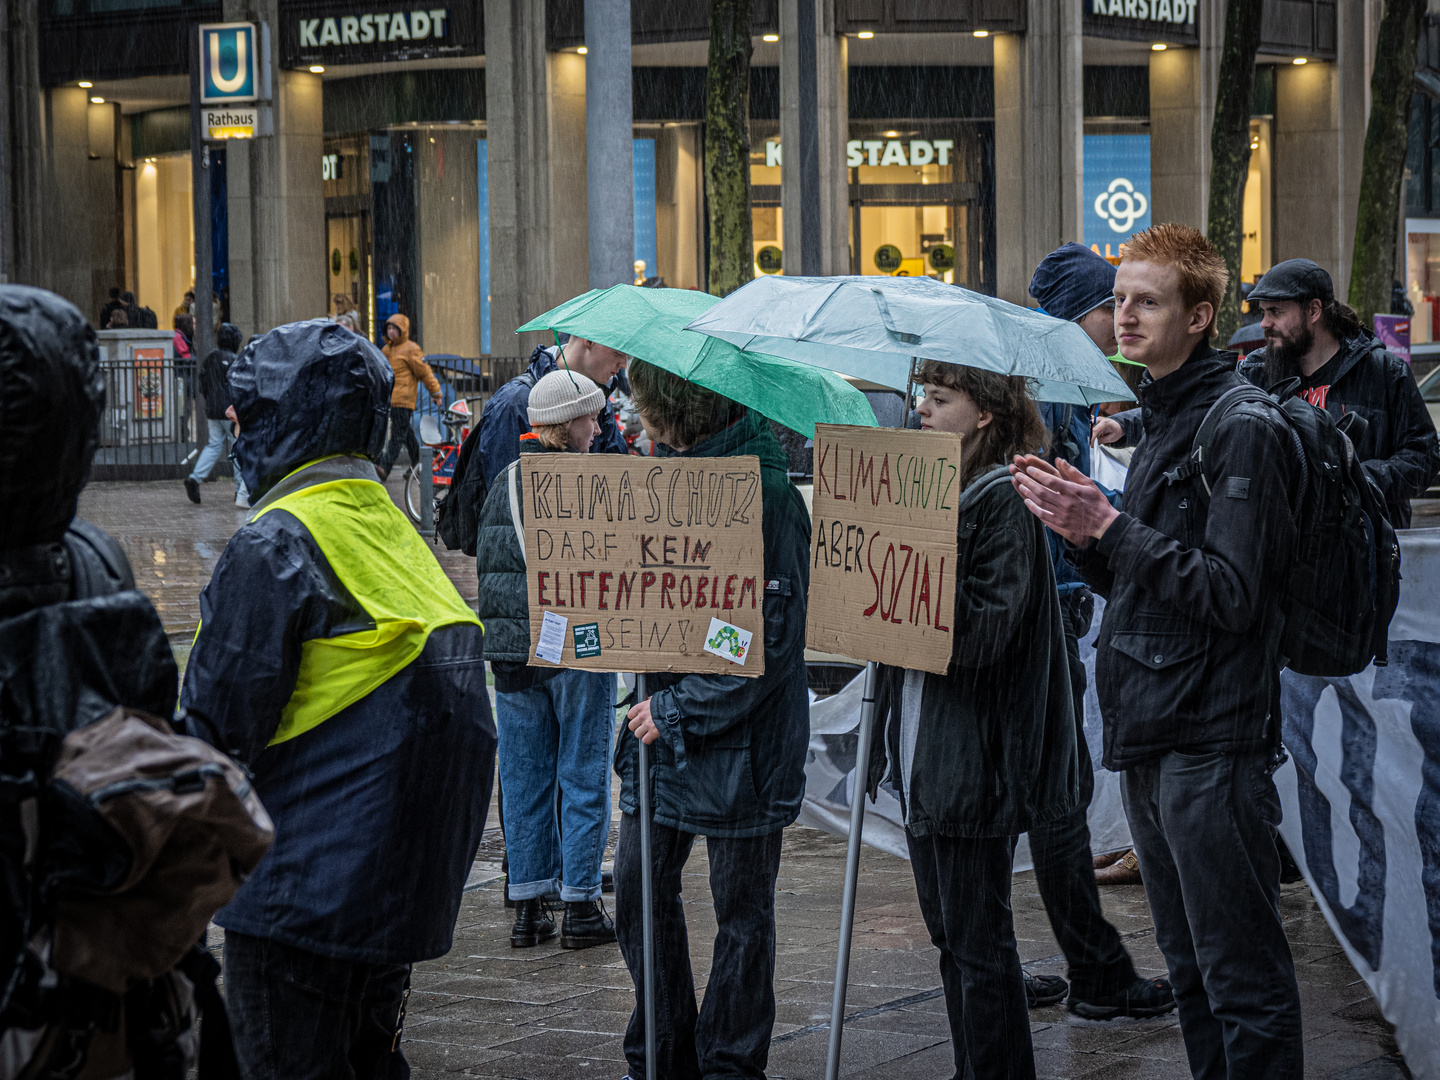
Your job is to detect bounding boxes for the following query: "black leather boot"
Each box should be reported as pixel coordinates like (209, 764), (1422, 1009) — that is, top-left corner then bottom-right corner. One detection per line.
(560, 898), (617, 950)
(510, 898), (557, 948)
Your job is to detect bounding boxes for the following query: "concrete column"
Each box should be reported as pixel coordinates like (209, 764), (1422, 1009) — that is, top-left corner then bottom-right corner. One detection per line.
(585, 0), (633, 290)
(550, 51), (590, 303)
(655, 124), (702, 289)
(992, 0), (1081, 305)
(485, 0), (588, 356)
(1274, 58), (1354, 285)
(1149, 0), (1220, 231)
(1, 0), (45, 285)
(782, 0), (848, 275)
(42, 87), (96, 311)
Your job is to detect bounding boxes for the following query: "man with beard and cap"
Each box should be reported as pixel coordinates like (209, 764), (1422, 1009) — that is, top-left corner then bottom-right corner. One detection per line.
(1023, 244), (1175, 1020)
(181, 320), (496, 1079)
(1238, 258), (1440, 527)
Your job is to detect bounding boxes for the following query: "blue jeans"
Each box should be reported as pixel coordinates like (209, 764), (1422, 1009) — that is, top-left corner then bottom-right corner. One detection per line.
(1123, 749), (1303, 1080)
(190, 418), (248, 500)
(496, 670), (616, 902)
(223, 930), (410, 1080)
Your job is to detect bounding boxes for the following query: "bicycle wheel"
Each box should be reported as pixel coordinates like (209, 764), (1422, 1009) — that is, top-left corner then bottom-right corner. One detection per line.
(403, 465), (422, 523)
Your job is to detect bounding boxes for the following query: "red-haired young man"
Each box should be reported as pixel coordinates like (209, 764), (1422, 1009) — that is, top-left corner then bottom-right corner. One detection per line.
(1011, 224), (1305, 1079)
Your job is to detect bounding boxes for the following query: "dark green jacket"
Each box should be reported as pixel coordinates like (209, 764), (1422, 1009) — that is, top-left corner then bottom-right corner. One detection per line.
(614, 412), (811, 838)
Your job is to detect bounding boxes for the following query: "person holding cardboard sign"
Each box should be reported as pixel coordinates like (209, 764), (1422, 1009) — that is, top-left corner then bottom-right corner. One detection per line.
(618, 359), (811, 1080)
(863, 363), (1079, 1080)
(475, 369), (620, 951)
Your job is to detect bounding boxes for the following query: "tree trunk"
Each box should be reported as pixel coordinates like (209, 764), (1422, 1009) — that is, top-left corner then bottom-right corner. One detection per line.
(704, 0), (754, 297)
(1350, 0), (1428, 324)
(1206, 0), (1265, 346)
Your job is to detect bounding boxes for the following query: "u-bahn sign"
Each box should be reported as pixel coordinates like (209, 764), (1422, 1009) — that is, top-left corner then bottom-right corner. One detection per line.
(199, 23), (259, 103)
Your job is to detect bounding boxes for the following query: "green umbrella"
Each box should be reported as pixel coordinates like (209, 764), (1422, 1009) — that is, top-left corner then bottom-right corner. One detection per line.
(517, 284), (877, 438)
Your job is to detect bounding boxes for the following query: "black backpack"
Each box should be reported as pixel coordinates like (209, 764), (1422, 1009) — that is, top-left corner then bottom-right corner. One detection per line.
(436, 371), (536, 555)
(1169, 379), (1400, 677)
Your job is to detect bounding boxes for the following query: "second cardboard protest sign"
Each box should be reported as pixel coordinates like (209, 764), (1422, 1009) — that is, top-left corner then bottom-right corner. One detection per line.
(806, 424), (963, 674)
(523, 453), (766, 676)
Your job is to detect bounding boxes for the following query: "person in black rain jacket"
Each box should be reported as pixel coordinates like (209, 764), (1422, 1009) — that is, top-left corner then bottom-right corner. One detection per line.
(180, 320), (495, 1080)
(1012, 225), (1304, 1079)
(863, 362), (1077, 1080)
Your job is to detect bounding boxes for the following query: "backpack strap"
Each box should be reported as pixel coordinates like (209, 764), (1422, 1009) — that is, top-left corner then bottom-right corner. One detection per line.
(1163, 384), (1275, 503)
(505, 460), (525, 562)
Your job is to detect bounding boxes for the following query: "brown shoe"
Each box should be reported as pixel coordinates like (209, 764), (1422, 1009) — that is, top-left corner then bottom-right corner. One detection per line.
(1095, 849), (1142, 886)
(1092, 849), (1126, 871)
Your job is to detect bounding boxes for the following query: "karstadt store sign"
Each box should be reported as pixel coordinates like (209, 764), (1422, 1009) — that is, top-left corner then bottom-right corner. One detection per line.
(1083, 0), (1199, 45)
(282, 2), (478, 66)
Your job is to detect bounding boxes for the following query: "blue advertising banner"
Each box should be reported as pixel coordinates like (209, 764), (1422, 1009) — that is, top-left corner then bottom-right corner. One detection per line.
(200, 23), (258, 103)
(633, 138), (658, 283)
(1084, 134), (1151, 255)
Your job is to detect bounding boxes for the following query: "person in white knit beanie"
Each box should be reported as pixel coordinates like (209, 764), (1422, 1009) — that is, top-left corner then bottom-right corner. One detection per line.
(476, 362), (619, 954)
(525, 369), (606, 452)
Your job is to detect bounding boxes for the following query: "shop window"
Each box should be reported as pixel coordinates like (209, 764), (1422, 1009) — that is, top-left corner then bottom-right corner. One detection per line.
(1241, 119), (1272, 286)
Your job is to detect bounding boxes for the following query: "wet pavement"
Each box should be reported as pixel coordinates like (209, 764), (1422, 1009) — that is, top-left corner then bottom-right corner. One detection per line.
(80, 478), (1414, 1079)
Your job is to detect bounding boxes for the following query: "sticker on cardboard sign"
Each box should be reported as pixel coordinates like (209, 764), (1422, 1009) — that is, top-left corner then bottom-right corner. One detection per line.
(573, 622), (602, 658)
(703, 617), (753, 666)
(536, 611), (568, 664)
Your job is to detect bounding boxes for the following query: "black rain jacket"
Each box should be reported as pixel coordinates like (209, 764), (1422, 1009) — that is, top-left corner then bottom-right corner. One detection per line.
(864, 469), (1079, 837)
(181, 322), (494, 964)
(1237, 333), (1440, 528)
(613, 412), (811, 838)
(1071, 345), (1300, 770)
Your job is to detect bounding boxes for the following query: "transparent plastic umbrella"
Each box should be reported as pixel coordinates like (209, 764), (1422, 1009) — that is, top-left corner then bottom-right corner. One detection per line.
(683, 274), (1138, 407)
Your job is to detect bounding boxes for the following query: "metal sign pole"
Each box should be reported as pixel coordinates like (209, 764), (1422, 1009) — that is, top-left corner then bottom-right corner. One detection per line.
(187, 25), (215, 402)
(634, 671), (657, 1080)
(823, 660), (878, 1080)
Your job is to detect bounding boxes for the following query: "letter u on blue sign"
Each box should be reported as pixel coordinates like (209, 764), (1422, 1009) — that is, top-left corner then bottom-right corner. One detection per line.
(200, 23), (257, 103)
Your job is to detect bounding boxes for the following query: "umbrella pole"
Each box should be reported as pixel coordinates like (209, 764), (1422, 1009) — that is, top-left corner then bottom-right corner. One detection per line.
(635, 672), (658, 1080)
(824, 660), (880, 1080)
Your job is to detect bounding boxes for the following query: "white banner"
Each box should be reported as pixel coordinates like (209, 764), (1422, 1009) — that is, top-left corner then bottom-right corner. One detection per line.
(1274, 528), (1440, 1077)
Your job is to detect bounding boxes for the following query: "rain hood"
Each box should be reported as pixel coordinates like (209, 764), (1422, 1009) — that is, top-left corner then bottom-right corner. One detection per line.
(231, 319), (393, 501)
(0, 285), (105, 548)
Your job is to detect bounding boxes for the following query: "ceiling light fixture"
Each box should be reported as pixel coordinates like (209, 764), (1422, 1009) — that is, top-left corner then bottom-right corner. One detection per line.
(884, 130), (899, 137)
(1293, 56), (1308, 64)
(309, 65), (324, 73)
(90, 96), (104, 104)
(78, 81), (93, 88)
(856, 30), (874, 38)
(576, 45), (587, 54)
(973, 29), (988, 37)
(762, 33), (779, 42)
(1152, 42), (1167, 51)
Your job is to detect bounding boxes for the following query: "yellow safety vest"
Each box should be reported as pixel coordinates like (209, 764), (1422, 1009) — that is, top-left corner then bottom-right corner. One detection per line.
(252, 472), (481, 746)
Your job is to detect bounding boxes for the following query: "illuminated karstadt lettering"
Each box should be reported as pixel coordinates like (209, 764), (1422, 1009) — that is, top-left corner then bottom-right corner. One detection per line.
(298, 9), (449, 47)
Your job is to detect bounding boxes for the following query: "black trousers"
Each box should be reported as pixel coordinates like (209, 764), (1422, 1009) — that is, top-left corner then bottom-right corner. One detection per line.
(223, 931), (410, 1080)
(377, 406), (418, 476)
(1027, 612), (1139, 999)
(1123, 749), (1303, 1080)
(907, 829), (1035, 1080)
(613, 813), (784, 1080)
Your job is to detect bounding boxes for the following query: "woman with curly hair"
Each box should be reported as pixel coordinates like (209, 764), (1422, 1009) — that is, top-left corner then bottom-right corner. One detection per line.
(867, 362), (1079, 1079)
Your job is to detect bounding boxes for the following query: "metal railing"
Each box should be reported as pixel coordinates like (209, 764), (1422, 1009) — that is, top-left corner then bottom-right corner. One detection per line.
(94, 355), (203, 479)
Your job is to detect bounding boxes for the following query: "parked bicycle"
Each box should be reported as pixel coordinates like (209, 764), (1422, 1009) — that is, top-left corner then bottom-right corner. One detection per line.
(403, 399), (474, 525)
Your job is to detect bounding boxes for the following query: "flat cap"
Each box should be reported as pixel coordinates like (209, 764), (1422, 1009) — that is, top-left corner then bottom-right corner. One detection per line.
(1248, 258), (1334, 304)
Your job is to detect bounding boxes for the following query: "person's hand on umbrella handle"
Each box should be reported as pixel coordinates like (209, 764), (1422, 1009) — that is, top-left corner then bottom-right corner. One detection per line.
(1010, 455), (1119, 548)
(628, 696), (660, 745)
(1091, 417), (1124, 446)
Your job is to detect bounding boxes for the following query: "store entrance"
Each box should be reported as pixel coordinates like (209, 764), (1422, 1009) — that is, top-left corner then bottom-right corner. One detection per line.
(851, 201), (977, 285)
(326, 213), (371, 337)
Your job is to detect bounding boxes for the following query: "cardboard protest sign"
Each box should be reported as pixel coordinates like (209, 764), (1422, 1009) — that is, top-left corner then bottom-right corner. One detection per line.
(523, 454), (766, 676)
(806, 424), (963, 674)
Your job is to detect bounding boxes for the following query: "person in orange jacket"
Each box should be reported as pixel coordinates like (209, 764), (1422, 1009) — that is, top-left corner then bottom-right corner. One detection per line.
(377, 312), (443, 478)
